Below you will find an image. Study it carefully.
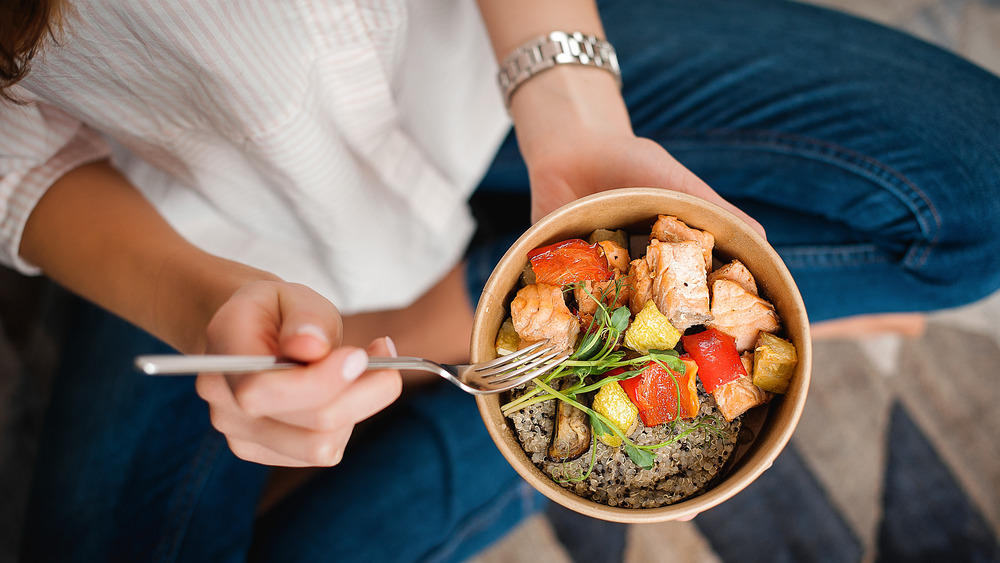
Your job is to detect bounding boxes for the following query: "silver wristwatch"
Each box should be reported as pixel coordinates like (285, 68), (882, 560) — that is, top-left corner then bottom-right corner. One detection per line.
(497, 31), (622, 109)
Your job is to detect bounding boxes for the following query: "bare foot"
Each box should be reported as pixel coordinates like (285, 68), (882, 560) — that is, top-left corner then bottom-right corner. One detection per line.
(810, 312), (926, 340)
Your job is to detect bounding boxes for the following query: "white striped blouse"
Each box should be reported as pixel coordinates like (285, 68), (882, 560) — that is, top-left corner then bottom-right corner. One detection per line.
(0, 0), (510, 313)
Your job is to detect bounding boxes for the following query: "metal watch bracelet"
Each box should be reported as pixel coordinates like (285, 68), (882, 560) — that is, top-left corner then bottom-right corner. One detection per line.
(497, 31), (622, 110)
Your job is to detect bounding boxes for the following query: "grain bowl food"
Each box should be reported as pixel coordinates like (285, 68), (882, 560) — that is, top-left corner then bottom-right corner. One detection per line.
(506, 385), (740, 509)
(473, 189), (811, 523)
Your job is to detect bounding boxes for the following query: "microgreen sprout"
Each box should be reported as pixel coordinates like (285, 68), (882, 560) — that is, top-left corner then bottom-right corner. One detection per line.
(501, 280), (733, 470)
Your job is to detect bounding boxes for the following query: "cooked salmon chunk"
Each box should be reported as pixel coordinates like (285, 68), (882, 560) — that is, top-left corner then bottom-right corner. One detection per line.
(596, 240), (631, 273)
(575, 240), (631, 317)
(645, 239), (713, 330)
(713, 353), (771, 421)
(708, 278), (780, 352)
(510, 283), (581, 352)
(650, 215), (715, 271)
(627, 258), (653, 315)
(574, 272), (631, 317)
(707, 259), (758, 296)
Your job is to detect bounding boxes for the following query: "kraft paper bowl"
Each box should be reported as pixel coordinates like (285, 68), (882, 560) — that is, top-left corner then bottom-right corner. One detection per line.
(472, 188), (812, 523)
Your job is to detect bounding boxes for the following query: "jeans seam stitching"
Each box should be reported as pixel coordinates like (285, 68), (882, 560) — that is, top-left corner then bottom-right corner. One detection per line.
(778, 244), (893, 268)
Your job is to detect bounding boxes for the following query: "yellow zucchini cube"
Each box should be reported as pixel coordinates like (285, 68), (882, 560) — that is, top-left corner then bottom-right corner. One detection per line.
(495, 318), (520, 357)
(591, 381), (639, 447)
(624, 300), (682, 353)
(752, 332), (797, 393)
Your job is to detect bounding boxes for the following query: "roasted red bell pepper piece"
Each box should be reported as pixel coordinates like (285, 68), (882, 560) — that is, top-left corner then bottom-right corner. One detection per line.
(619, 359), (699, 426)
(527, 239), (614, 286)
(681, 328), (748, 393)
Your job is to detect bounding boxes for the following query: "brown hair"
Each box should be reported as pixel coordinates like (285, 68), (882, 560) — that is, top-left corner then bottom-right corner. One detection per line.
(0, 0), (65, 102)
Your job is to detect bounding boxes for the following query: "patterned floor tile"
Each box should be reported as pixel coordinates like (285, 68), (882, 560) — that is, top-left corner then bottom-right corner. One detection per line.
(877, 402), (1000, 562)
(895, 325), (1000, 533)
(694, 444), (863, 563)
(545, 503), (628, 563)
(625, 521), (721, 563)
(792, 339), (893, 556)
(472, 513), (573, 563)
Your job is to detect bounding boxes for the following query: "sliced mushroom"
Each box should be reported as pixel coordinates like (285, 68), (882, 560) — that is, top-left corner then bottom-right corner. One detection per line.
(548, 400), (591, 461)
(587, 228), (629, 250)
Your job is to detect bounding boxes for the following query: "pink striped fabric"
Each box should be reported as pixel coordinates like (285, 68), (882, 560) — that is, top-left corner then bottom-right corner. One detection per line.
(0, 0), (509, 313)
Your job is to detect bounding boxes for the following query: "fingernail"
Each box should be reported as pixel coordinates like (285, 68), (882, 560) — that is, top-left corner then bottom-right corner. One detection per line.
(295, 323), (328, 344)
(383, 336), (397, 357)
(342, 349), (368, 382)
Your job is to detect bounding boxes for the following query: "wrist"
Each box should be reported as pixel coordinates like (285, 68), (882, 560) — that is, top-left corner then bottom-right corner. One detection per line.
(152, 247), (281, 354)
(510, 64), (633, 165)
(499, 31), (620, 109)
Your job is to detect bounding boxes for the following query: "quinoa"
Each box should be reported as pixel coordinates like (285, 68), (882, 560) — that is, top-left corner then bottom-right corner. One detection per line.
(499, 216), (784, 508)
(506, 383), (740, 508)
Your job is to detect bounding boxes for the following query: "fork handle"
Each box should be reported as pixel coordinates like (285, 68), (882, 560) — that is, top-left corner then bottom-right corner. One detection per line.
(135, 354), (427, 376)
(135, 355), (299, 375)
(366, 357), (437, 371)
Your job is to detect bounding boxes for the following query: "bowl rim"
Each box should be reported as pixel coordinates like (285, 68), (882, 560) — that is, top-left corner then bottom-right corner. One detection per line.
(472, 188), (812, 523)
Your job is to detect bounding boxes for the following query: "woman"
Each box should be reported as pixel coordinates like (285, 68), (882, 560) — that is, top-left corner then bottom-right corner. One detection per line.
(3, 0), (999, 561)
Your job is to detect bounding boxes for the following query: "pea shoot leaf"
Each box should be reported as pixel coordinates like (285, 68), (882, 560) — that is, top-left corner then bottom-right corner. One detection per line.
(610, 306), (630, 333)
(574, 331), (602, 361)
(589, 412), (611, 437)
(623, 442), (655, 470)
(649, 349), (686, 374)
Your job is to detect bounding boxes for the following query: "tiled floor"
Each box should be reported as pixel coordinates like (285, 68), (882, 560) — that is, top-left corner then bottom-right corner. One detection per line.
(472, 1), (1000, 562)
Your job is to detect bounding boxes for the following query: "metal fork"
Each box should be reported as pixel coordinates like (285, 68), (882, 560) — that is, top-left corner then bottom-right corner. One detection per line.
(134, 340), (569, 395)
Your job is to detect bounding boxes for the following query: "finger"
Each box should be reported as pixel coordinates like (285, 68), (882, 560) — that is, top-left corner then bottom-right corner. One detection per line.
(626, 143), (768, 240)
(225, 436), (329, 467)
(367, 335), (397, 358)
(266, 337), (402, 431)
(195, 371), (236, 406)
(688, 184), (767, 241)
(228, 346), (370, 417)
(206, 283), (282, 356)
(228, 441), (309, 467)
(224, 420), (354, 466)
(276, 283), (344, 362)
(676, 177), (767, 240)
(198, 372), (356, 466)
(261, 369), (401, 431)
(529, 176), (576, 223)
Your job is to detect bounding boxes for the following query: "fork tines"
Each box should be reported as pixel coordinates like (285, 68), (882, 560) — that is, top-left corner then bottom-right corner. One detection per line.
(481, 341), (568, 384)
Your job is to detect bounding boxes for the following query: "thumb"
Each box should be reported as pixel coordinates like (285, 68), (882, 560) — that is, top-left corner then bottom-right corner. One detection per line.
(277, 284), (344, 362)
(635, 146), (768, 240)
(704, 192), (767, 241)
(529, 174), (577, 224)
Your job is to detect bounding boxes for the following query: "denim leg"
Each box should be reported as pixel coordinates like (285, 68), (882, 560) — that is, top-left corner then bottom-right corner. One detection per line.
(603, 0), (1000, 321)
(21, 3), (1000, 563)
(475, 0), (1000, 322)
(249, 382), (544, 563)
(21, 297), (270, 563)
(22, 298), (541, 563)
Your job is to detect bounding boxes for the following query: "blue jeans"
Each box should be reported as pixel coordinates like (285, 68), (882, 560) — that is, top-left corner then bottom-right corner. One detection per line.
(22, 297), (543, 563)
(22, 1), (1000, 562)
(475, 0), (1000, 322)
